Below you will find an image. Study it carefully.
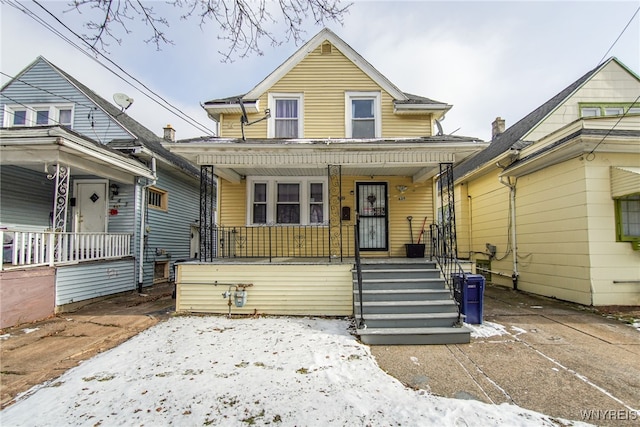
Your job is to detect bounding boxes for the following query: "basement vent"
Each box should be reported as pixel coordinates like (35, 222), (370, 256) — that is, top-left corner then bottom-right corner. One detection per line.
(321, 43), (332, 54)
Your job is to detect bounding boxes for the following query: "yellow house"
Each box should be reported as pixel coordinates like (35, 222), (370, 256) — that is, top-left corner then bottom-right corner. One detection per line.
(168, 28), (488, 345)
(453, 57), (640, 306)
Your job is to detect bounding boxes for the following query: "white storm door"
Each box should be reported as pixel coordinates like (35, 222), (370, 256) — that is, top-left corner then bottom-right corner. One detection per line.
(75, 181), (108, 232)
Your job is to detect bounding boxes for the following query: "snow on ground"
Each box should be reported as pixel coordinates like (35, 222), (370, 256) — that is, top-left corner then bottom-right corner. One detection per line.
(1, 316), (589, 427)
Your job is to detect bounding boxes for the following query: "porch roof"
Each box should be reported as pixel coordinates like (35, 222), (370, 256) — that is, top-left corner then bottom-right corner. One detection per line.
(0, 126), (155, 184)
(169, 136), (488, 184)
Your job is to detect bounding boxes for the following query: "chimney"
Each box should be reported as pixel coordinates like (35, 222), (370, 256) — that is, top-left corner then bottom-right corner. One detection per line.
(492, 117), (505, 139)
(163, 124), (176, 142)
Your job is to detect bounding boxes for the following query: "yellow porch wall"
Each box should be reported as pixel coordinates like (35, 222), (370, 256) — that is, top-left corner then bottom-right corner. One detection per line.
(176, 263), (353, 316)
(218, 176), (434, 258)
(219, 43), (432, 139)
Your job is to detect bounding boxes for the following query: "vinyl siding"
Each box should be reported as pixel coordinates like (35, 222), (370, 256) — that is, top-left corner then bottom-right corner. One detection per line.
(219, 43), (432, 139)
(176, 263), (353, 316)
(56, 259), (136, 305)
(526, 61), (640, 141)
(1, 58), (131, 143)
(219, 175), (433, 258)
(0, 166), (54, 229)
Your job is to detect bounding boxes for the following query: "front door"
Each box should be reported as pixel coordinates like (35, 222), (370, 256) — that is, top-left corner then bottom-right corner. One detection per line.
(74, 180), (108, 232)
(357, 183), (388, 251)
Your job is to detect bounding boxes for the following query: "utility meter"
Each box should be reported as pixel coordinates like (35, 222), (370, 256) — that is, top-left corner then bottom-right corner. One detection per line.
(234, 290), (247, 307)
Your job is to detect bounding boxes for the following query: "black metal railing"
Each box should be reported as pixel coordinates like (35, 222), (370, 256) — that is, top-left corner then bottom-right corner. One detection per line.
(430, 223), (464, 325)
(201, 224), (355, 262)
(353, 219), (365, 328)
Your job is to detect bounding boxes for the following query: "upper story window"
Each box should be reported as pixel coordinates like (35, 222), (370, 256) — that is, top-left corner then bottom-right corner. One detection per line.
(345, 91), (381, 138)
(268, 93), (303, 138)
(248, 177), (327, 225)
(3, 104), (74, 128)
(580, 103), (639, 118)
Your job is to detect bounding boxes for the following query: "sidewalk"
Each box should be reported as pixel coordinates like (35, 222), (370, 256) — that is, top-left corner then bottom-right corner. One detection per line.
(1, 282), (639, 426)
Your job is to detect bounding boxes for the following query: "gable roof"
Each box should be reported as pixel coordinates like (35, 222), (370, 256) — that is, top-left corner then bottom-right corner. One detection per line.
(203, 28), (451, 117)
(453, 57), (634, 181)
(8, 56), (199, 179)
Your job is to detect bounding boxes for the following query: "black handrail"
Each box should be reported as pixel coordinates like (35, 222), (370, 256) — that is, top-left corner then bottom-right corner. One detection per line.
(430, 223), (464, 325)
(354, 220), (365, 329)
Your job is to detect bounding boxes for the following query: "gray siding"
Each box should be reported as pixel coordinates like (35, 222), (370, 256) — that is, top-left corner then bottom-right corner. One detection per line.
(0, 166), (54, 228)
(145, 167), (200, 283)
(56, 259), (136, 305)
(1, 58), (131, 143)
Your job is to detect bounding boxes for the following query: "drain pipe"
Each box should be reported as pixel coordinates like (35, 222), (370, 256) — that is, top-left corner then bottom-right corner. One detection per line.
(138, 157), (157, 293)
(499, 175), (519, 290)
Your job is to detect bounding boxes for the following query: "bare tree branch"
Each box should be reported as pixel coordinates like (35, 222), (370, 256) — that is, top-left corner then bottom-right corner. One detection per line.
(67, 0), (351, 61)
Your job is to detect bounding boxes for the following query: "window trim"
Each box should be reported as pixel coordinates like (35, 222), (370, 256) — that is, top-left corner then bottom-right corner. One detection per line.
(267, 93), (304, 138)
(148, 187), (169, 211)
(3, 103), (74, 127)
(614, 194), (640, 250)
(246, 176), (328, 226)
(345, 91), (381, 138)
(579, 102), (639, 118)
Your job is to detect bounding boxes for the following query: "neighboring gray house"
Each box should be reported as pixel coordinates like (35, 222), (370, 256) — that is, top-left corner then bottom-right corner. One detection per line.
(0, 56), (203, 328)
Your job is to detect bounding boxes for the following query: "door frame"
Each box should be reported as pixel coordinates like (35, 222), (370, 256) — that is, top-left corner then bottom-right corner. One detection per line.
(355, 181), (389, 251)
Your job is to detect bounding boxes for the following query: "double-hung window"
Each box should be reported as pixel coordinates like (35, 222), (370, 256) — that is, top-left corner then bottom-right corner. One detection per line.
(248, 177), (327, 225)
(346, 91), (381, 138)
(268, 93), (303, 138)
(615, 194), (640, 249)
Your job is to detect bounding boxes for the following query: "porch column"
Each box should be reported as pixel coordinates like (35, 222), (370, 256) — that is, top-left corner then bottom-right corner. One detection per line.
(199, 165), (216, 261)
(47, 164), (70, 263)
(328, 164), (342, 260)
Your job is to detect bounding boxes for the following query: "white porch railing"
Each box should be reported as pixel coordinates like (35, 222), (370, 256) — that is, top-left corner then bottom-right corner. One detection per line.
(1, 230), (132, 270)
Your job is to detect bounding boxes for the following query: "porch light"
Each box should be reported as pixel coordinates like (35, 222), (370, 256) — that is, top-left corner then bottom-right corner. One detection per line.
(110, 183), (120, 198)
(396, 185), (408, 194)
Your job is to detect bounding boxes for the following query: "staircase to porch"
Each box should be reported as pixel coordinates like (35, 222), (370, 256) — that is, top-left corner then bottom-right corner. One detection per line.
(353, 261), (471, 345)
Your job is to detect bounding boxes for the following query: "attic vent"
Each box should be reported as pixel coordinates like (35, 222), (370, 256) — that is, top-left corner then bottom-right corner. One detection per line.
(321, 42), (332, 54)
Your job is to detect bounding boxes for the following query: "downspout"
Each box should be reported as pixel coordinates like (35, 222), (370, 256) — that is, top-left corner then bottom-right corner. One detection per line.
(138, 157), (157, 293)
(499, 175), (519, 290)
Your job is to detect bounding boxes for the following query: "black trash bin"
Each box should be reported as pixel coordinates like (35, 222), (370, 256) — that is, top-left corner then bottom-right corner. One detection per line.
(452, 273), (485, 324)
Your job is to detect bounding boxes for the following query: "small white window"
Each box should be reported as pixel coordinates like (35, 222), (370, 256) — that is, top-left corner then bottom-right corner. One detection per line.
(268, 93), (303, 138)
(345, 91), (381, 138)
(628, 107), (640, 115)
(604, 107), (624, 116)
(3, 104), (73, 127)
(12, 109), (27, 126)
(35, 109), (49, 125)
(581, 107), (601, 117)
(57, 108), (73, 126)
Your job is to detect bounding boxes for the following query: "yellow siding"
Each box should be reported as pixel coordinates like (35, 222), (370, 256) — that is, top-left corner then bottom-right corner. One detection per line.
(219, 42), (433, 139)
(176, 263), (353, 316)
(219, 175), (434, 258)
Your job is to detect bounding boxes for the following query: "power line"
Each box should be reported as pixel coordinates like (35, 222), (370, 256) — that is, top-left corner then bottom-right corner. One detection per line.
(5, 0), (215, 137)
(597, 5), (640, 65)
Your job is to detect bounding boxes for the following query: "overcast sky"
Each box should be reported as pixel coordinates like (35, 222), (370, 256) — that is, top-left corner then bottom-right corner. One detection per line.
(1, 1), (639, 142)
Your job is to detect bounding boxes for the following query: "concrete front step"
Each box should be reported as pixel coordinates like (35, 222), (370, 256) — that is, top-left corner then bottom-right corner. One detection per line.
(354, 300), (458, 314)
(358, 312), (460, 328)
(356, 269), (442, 279)
(356, 326), (471, 345)
(353, 288), (452, 302)
(353, 277), (446, 290)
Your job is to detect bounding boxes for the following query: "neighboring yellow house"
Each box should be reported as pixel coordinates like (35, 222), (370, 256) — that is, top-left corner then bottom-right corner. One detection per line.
(167, 28), (487, 344)
(453, 57), (640, 306)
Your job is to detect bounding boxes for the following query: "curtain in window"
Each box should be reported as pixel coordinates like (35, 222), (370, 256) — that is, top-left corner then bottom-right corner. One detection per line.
(309, 183), (324, 223)
(275, 99), (298, 138)
(276, 183), (300, 223)
(253, 183), (267, 224)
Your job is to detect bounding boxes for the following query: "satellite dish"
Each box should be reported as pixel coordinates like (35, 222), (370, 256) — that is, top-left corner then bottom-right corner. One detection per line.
(113, 93), (134, 111)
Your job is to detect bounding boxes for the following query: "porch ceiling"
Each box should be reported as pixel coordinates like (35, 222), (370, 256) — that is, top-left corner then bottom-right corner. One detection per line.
(0, 127), (154, 184)
(170, 137), (488, 184)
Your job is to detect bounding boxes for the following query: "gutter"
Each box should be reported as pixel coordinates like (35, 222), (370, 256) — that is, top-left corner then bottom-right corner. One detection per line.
(499, 175), (519, 290)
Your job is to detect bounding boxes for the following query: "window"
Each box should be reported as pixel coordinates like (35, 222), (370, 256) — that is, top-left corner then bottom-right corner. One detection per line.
(580, 103), (640, 118)
(580, 107), (601, 117)
(148, 187), (168, 211)
(3, 104), (74, 127)
(268, 93), (303, 138)
(252, 183), (268, 224)
(276, 183), (300, 224)
(615, 195), (640, 249)
(345, 91), (381, 138)
(247, 177), (327, 225)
